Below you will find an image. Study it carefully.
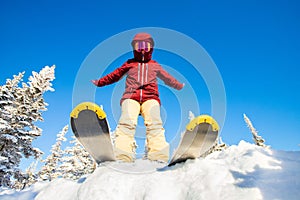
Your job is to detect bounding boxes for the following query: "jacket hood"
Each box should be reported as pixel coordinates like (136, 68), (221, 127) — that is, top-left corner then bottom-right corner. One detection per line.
(131, 33), (154, 62)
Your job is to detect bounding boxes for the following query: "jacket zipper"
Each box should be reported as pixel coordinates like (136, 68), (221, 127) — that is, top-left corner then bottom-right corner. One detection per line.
(140, 63), (144, 103)
(145, 63), (148, 83)
(138, 63), (140, 83)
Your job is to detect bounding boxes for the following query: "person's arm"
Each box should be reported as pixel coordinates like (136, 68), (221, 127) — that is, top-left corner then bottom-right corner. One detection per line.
(157, 64), (184, 90)
(92, 62), (130, 87)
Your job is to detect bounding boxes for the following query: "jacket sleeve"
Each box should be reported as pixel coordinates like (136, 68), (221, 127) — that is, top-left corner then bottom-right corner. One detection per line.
(156, 64), (184, 90)
(95, 62), (130, 87)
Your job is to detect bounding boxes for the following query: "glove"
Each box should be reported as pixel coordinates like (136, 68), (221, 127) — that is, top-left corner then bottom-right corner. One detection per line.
(177, 83), (185, 90)
(91, 80), (99, 86)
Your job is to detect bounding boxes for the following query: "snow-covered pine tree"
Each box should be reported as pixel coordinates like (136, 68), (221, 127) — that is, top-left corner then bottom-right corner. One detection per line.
(59, 136), (96, 180)
(0, 65), (55, 188)
(13, 160), (38, 190)
(213, 137), (228, 151)
(243, 114), (267, 147)
(188, 111), (195, 121)
(202, 137), (228, 157)
(39, 125), (68, 181)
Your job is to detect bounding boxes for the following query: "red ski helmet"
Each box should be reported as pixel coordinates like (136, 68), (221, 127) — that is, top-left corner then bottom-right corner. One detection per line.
(131, 33), (154, 62)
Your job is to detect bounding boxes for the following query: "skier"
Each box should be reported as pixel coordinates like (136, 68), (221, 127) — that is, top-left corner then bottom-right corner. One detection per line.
(92, 32), (184, 163)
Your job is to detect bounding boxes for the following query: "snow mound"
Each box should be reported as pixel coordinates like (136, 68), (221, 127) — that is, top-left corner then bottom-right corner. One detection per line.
(1, 141), (300, 200)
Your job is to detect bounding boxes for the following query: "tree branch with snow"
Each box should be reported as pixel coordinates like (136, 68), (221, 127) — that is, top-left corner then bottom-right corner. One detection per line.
(39, 125), (68, 181)
(0, 65), (55, 188)
(59, 136), (96, 180)
(243, 114), (267, 148)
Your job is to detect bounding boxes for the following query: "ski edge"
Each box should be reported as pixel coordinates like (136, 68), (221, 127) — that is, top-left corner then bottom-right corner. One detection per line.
(70, 101), (106, 120)
(186, 115), (219, 132)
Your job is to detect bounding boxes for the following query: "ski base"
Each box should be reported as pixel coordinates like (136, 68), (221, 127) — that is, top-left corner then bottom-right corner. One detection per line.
(168, 115), (219, 166)
(70, 102), (116, 164)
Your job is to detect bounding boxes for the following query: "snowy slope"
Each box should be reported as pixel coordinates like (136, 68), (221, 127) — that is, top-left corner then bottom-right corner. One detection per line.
(1, 141), (299, 200)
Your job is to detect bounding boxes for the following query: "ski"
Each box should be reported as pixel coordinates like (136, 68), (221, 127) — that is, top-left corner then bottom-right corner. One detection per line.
(70, 102), (116, 164)
(168, 115), (219, 166)
(70, 102), (219, 167)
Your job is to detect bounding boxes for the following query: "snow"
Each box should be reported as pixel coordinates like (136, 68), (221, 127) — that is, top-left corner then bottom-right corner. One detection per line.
(1, 141), (299, 200)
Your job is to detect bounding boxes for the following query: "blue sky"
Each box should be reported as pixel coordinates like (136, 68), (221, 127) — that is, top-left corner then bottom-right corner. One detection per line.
(1, 0), (300, 166)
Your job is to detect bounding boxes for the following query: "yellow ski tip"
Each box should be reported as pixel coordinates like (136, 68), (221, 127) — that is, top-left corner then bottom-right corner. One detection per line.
(70, 102), (106, 119)
(186, 115), (219, 132)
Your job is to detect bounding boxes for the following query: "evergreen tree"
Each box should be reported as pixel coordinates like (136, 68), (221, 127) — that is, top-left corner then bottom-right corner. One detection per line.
(243, 114), (267, 147)
(59, 136), (96, 180)
(13, 160), (38, 190)
(202, 137), (228, 157)
(39, 125), (68, 181)
(0, 66), (55, 188)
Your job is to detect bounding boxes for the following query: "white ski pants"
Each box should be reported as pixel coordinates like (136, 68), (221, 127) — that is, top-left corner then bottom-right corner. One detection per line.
(114, 99), (169, 162)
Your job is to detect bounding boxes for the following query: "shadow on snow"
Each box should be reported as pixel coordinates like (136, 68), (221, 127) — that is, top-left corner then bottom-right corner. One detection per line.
(230, 150), (300, 200)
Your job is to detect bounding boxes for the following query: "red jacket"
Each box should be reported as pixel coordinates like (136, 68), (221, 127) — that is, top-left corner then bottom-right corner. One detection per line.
(95, 59), (183, 105)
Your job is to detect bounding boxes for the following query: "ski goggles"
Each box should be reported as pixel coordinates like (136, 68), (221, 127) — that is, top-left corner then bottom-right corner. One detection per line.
(133, 41), (152, 52)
